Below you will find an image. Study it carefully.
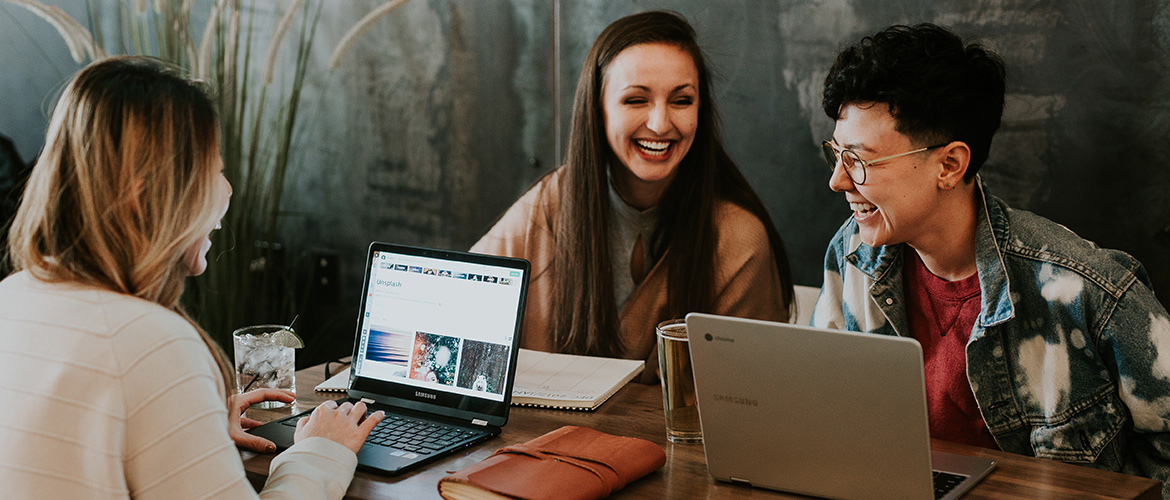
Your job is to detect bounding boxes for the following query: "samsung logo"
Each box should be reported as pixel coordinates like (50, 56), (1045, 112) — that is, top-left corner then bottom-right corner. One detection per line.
(415, 391), (436, 400)
(713, 394), (758, 407)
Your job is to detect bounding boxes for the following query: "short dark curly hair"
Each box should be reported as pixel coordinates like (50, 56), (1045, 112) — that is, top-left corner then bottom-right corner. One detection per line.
(822, 23), (1006, 178)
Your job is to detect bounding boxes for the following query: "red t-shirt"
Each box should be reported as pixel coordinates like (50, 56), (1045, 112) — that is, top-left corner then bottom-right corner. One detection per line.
(903, 250), (999, 450)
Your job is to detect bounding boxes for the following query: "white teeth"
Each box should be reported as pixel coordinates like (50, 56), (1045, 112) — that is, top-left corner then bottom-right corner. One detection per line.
(635, 139), (670, 152)
(850, 202), (876, 214)
(214, 220), (222, 230)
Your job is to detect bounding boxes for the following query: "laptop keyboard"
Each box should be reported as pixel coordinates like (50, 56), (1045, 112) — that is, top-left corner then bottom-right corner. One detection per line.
(363, 413), (486, 457)
(279, 411), (487, 459)
(933, 470), (967, 499)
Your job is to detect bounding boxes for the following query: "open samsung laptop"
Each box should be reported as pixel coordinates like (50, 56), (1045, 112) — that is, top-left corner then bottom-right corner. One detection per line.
(249, 242), (529, 475)
(685, 313), (996, 500)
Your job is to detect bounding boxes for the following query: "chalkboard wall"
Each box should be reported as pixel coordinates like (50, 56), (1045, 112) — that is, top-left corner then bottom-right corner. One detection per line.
(3, 1), (1169, 342)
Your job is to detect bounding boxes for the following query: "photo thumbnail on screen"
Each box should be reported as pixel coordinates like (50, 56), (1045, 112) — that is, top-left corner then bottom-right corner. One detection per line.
(365, 328), (412, 378)
(456, 340), (510, 395)
(409, 331), (460, 386)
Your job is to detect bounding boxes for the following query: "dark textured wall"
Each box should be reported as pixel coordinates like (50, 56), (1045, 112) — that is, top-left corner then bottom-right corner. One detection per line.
(284, 1), (551, 284)
(554, 1), (1170, 313)
(3, 1), (1170, 344)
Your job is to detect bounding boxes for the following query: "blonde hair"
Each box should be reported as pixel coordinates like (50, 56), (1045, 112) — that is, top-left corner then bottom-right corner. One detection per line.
(7, 56), (234, 397)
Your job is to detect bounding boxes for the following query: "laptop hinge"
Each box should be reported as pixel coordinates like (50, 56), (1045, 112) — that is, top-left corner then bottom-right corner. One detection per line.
(729, 477), (751, 486)
(471, 418), (488, 426)
(360, 397), (375, 404)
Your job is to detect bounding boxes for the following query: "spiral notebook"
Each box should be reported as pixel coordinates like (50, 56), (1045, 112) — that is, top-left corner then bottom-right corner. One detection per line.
(316, 349), (644, 410)
(315, 367), (352, 392)
(509, 349), (644, 410)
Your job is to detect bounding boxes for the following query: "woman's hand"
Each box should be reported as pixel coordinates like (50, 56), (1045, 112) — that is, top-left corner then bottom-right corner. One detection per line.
(295, 400), (385, 454)
(228, 388), (295, 452)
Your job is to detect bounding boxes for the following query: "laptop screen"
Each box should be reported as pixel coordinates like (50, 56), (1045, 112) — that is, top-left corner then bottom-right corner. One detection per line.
(349, 243), (529, 423)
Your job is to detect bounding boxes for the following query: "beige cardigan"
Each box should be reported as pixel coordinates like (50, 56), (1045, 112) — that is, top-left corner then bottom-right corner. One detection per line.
(0, 271), (357, 499)
(473, 169), (789, 382)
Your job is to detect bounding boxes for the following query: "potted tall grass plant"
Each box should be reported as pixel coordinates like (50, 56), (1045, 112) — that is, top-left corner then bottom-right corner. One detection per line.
(5, 0), (409, 348)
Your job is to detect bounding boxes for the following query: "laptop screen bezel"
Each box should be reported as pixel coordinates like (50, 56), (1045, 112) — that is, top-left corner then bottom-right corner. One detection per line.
(347, 242), (529, 427)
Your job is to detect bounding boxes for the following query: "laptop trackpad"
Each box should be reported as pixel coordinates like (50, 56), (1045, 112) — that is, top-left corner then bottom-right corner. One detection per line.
(246, 415), (300, 450)
(249, 414), (412, 473)
(357, 445), (413, 473)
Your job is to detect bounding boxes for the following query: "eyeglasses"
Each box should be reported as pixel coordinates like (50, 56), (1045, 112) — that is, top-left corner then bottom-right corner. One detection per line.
(821, 140), (948, 185)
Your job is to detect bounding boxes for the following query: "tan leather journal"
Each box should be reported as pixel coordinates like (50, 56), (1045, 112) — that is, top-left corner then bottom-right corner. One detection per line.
(437, 425), (666, 500)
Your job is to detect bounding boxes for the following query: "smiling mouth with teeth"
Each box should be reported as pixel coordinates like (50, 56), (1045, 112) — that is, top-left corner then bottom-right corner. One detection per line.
(636, 139), (671, 156)
(850, 202), (877, 217)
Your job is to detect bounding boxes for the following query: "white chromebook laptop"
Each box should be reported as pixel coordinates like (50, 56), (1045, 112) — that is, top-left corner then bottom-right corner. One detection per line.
(685, 313), (996, 500)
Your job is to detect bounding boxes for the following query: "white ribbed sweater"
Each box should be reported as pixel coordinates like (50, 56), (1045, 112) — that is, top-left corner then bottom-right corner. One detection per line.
(0, 271), (357, 499)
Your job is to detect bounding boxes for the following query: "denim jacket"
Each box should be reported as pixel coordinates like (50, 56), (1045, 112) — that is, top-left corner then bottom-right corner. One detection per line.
(812, 182), (1170, 494)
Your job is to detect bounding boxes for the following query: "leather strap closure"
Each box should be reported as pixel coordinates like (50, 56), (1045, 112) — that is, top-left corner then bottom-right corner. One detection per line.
(490, 444), (621, 494)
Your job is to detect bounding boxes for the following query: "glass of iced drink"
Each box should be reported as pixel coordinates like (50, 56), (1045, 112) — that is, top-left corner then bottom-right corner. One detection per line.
(233, 325), (302, 408)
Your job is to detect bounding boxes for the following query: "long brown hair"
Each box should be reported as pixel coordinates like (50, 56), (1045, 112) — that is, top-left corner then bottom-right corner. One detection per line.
(553, 11), (795, 356)
(7, 56), (234, 397)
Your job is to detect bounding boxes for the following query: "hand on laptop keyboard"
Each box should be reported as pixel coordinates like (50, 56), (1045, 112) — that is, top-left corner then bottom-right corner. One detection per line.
(294, 399), (386, 453)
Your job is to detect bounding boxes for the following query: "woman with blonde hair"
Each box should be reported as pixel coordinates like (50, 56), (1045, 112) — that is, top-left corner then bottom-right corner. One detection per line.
(0, 56), (382, 499)
(473, 11), (795, 380)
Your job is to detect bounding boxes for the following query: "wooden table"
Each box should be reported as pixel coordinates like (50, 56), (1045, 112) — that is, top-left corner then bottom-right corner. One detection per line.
(241, 363), (1162, 499)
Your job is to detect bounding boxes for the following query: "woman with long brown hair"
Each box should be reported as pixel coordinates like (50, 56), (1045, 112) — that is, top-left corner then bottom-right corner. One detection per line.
(0, 56), (382, 499)
(474, 11), (794, 380)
